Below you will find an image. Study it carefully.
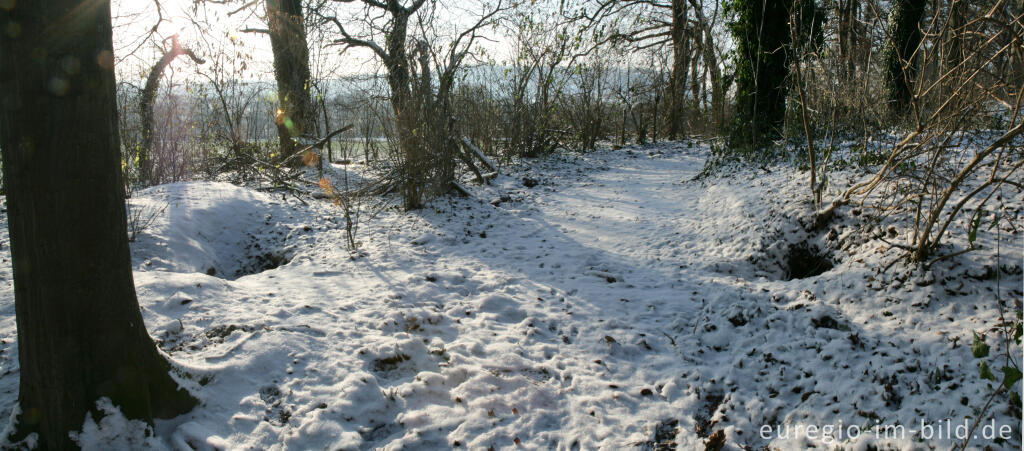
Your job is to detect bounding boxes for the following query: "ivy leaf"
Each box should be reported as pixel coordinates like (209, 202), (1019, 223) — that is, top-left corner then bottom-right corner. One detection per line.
(968, 208), (983, 244)
(1001, 366), (1022, 390)
(971, 332), (990, 358)
(979, 361), (996, 381)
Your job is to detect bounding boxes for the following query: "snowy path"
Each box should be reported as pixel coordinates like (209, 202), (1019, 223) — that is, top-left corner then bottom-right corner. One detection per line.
(333, 147), (721, 448)
(0, 143), (1019, 450)
(103, 147), (731, 450)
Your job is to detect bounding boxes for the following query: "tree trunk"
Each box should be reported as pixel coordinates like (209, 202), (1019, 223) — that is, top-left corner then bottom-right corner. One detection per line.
(836, 0), (860, 78)
(730, 0), (791, 148)
(668, 0), (689, 140)
(943, 1), (964, 74)
(882, 0), (927, 118)
(686, 0), (724, 132)
(138, 36), (204, 187)
(383, 9), (423, 211)
(0, 1), (197, 448)
(690, 46), (701, 115)
(701, 27), (724, 131)
(652, 77), (661, 142)
(267, 0), (314, 167)
(317, 84), (332, 163)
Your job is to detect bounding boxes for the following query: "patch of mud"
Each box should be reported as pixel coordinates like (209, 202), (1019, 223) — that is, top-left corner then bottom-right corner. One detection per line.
(784, 243), (834, 280)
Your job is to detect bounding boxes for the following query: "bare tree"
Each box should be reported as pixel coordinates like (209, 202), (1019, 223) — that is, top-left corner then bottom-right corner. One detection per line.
(139, 34), (206, 186)
(500, 7), (587, 157)
(834, 0), (864, 78)
(686, 0), (724, 131)
(578, 0), (726, 137)
(313, 0), (506, 209)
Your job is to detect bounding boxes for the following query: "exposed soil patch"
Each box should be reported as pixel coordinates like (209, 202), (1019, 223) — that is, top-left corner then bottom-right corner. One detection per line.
(372, 353), (411, 374)
(635, 418), (679, 450)
(234, 250), (289, 278)
(784, 243), (834, 280)
(694, 390), (724, 438)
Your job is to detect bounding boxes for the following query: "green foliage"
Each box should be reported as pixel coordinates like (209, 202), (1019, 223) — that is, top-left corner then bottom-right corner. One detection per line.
(979, 360), (995, 381)
(694, 138), (790, 180)
(729, 0), (798, 150)
(1001, 367), (1022, 391)
(724, 0), (827, 153)
(971, 326), (1022, 395)
(968, 209), (984, 245)
(971, 332), (990, 358)
(853, 144), (888, 167)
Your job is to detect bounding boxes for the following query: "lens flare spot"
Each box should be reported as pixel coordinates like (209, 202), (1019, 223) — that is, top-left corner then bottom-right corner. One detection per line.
(48, 77), (69, 96)
(302, 150), (319, 167)
(5, 22), (20, 38)
(61, 55), (81, 74)
(284, 118), (294, 130)
(96, 50), (114, 70)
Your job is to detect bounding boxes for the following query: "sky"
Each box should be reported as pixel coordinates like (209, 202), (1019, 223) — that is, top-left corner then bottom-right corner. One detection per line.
(112, 0), (279, 80)
(109, 0), (676, 85)
(110, 0), (521, 82)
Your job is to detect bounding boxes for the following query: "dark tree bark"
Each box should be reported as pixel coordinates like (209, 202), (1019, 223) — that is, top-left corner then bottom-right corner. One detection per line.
(882, 0), (927, 117)
(729, 0), (792, 149)
(138, 35), (204, 186)
(267, 0), (315, 167)
(383, 6), (424, 210)
(324, 0), (425, 210)
(942, 1), (965, 78)
(667, 0), (690, 140)
(836, 0), (861, 78)
(0, 1), (197, 448)
(321, 0), (431, 210)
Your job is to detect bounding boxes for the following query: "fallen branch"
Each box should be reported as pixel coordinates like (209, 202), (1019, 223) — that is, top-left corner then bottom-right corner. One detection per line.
(461, 136), (498, 173)
(279, 124), (355, 167)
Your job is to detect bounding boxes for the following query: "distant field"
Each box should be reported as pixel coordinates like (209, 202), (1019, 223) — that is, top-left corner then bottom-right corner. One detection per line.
(323, 139), (388, 163)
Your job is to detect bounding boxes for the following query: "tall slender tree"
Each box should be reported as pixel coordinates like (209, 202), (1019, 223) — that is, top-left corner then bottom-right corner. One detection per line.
(267, 0), (315, 166)
(583, 0), (717, 138)
(138, 35), (205, 186)
(667, 0), (691, 140)
(835, 0), (862, 78)
(882, 0), (927, 118)
(0, 1), (197, 448)
(688, 0), (726, 131)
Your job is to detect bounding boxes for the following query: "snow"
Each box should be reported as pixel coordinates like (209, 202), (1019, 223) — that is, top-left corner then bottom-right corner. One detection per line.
(0, 141), (1020, 449)
(71, 398), (168, 451)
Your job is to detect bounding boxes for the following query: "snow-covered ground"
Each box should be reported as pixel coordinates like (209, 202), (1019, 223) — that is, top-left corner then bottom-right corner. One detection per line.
(0, 141), (1020, 450)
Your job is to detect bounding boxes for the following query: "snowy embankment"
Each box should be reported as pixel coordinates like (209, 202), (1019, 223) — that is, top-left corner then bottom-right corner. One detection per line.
(0, 142), (1019, 450)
